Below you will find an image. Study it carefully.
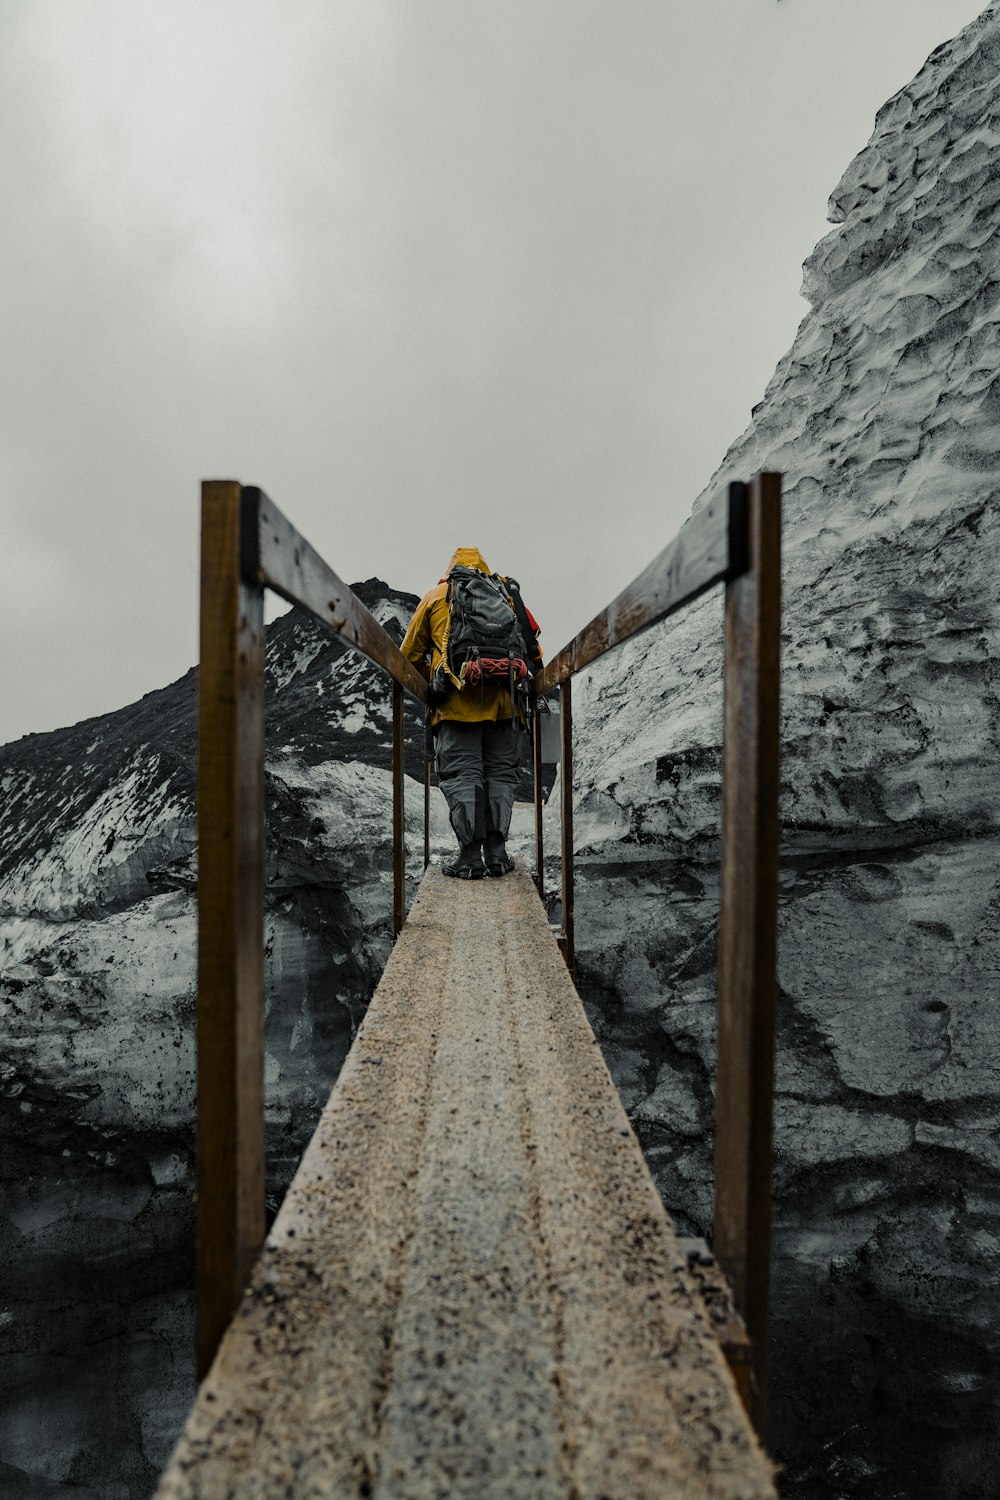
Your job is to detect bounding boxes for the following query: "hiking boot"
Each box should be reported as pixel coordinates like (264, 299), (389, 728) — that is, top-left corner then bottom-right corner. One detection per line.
(442, 841), (485, 880)
(484, 833), (515, 877)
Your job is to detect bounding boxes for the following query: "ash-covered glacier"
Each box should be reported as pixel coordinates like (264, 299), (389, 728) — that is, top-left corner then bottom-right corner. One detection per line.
(0, 582), (454, 1497)
(557, 7), (1000, 1497)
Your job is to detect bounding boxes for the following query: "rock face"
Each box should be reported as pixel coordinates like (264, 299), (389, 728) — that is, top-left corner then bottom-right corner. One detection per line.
(556, 7), (1000, 1497)
(0, 582), (456, 1497)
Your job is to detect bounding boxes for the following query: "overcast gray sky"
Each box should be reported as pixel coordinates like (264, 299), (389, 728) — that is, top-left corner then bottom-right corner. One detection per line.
(1, 0), (987, 744)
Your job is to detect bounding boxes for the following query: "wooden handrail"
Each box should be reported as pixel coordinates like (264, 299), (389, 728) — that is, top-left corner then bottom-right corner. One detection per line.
(531, 471), (781, 1433)
(243, 487), (430, 706)
(534, 481), (746, 694)
(196, 480), (428, 1382)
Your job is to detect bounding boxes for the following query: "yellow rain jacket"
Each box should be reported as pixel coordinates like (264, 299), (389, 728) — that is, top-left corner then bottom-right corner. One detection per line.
(401, 548), (534, 725)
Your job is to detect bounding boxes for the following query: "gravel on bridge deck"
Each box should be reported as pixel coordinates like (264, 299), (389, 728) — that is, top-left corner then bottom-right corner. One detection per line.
(157, 866), (776, 1500)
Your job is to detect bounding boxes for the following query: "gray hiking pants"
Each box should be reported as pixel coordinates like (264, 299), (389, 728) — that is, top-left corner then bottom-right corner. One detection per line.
(435, 718), (523, 848)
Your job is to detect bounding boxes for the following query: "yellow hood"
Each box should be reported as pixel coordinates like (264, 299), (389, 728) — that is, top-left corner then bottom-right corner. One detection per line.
(443, 547), (491, 579)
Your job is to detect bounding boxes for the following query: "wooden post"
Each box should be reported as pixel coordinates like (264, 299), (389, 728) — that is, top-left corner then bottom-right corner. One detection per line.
(533, 701), (544, 896)
(423, 713), (431, 871)
(196, 480), (266, 1381)
(559, 680), (575, 975)
(393, 681), (405, 936)
(714, 471), (782, 1436)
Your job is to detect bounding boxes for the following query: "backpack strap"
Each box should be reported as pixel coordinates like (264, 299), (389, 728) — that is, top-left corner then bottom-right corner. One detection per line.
(440, 574), (466, 690)
(503, 577), (543, 676)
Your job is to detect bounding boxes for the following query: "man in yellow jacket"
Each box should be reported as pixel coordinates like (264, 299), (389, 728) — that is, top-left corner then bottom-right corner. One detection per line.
(401, 547), (543, 879)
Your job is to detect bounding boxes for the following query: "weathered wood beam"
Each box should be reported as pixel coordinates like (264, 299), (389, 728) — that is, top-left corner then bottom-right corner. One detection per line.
(714, 470), (782, 1437)
(160, 871), (777, 1500)
(244, 487), (429, 705)
(393, 681), (405, 937)
(535, 483), (746, 693)
(533, 705), (544, 897)
(559, 680), (575, 975)
(423, 715), (431, 871)
(196, 479), (266, 1381)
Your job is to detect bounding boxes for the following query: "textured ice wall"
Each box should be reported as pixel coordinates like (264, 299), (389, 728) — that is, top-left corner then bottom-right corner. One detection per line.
(558, 7), (1000, 1496)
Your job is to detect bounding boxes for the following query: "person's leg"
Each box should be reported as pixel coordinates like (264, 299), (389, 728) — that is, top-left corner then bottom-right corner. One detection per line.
(482, 718), (522, 875)
(435, 720), (487, 877)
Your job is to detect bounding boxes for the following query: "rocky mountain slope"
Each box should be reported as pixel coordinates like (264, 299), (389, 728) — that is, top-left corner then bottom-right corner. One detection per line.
(0, 582), (455, 1497)
(558, 7), (1000, 1497)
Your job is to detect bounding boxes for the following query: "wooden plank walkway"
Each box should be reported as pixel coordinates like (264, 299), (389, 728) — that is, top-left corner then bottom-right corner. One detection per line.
(157, 868), (776, 1500)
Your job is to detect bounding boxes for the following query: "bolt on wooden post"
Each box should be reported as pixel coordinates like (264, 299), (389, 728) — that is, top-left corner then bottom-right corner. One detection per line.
(196, 480), (266, 1381)
(714, 471), (782, 1437)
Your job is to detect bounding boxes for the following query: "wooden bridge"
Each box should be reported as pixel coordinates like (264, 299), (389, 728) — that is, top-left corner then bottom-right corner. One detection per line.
(157, 476), (781, 1497)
